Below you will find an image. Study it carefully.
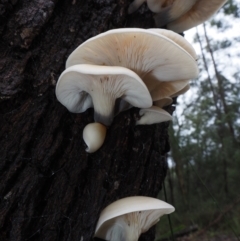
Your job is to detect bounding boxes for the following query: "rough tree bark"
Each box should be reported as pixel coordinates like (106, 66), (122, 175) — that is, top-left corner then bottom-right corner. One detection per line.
(0, 1), (174, 240)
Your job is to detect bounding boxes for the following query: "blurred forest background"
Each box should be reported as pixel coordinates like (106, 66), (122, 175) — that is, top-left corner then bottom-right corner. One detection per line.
(156, 0), (240, 240)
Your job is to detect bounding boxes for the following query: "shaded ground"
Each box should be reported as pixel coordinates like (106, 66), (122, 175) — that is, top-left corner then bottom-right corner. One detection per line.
(177, 234), (239, 241)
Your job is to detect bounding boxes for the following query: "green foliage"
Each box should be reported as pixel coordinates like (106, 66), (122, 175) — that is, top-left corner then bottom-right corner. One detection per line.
(211, 40), (232, 51)
(223, 0), (240, 18)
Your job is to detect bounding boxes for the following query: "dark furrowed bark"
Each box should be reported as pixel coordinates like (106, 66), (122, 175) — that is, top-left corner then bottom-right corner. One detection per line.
(0, 0), (173, 240)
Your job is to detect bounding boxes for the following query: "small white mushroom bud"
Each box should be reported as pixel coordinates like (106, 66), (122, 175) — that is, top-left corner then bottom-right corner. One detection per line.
(83, 123), (107, 153)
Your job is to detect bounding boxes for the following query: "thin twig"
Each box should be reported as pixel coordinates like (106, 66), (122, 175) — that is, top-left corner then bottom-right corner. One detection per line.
(195, 195), (240, 238)
(163, 179), (175, 241)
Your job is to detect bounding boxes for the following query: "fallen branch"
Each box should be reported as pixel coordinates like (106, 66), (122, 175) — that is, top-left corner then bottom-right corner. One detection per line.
(194, 195), (240, 238)
(157, 225), (198, 241)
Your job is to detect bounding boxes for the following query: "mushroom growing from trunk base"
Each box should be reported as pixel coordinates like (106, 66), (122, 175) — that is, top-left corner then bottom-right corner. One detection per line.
(95, 196), (175, 241)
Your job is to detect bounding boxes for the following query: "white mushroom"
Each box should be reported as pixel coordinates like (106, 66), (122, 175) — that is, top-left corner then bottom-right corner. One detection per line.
(148, 28), (197, 60)
(56, 64), (152, 126)
(145, 78), (189, 101)
(128, 1), (227, 33)
(95, 196), (175, 241)
(153, 0), (197, 27)
(65, 28), (199, 89)
(128, 0), (170, 14)
(154, 97), (173, 108)
(167, 0), (228, 32)
(140, 29), (195, 100)
(136, 106), (172, 125)
(128, 0), (197, 24)
(83, 123), (107, 153)
(170, 83), (190, 97)
(128, 0), (146, 14)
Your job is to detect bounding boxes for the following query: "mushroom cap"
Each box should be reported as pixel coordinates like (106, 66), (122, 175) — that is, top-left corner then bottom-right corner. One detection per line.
(154, 97), (173, 108)
(171, 83), (190, 97)
(66, 28), (198, 84)
(146, 0), (170, 13)
(136, 106), (172, 125)
(148, 28), (197, 60)
(146, 78), (189, 101)
(83, 123), (107, 153)
(56, 64), (152, 126)
(128, 0), (182, 14)
(153, 0), (197, 27)
(163, 0), (197, 20)
(143, 29), (195, 100)
(95, 196), (175, 239)
(167, 0), (228, 32)
(128, 0), (146, 14)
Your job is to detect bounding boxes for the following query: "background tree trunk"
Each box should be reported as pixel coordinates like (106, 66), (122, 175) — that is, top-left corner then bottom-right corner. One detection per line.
(0, 1), (173, 240)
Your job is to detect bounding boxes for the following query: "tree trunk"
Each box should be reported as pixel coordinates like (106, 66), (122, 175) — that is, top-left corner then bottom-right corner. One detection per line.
(0, 1), (173, 240)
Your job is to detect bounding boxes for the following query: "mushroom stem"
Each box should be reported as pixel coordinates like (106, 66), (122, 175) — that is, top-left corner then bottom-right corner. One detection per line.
(105, 214), (140, 241)
(91, 90), (118, 126)
(105, 210), (164, 241)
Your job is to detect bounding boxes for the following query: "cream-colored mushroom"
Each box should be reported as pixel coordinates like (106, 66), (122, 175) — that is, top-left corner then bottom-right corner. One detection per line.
(95, 196), (175, 241)
(170, 83), (190, 97)
(56, 64), (153, 153)
(56, 64), (152, 127)
(128, 1), (227, 33)
(153, 0), (197, 27)
(128, 0), (146, 14)
(167, 0), (228, 32)
(128, 0), (197, 28)
(148, 28), (197, 60)
(154, 97), (173, 108)
(66, 28), (199, 89)
(128, 0), (169, 14)
(137, 106), (172, 125)
(83, 123), (107, 153)
(146, 79), (189, 101)
(65, 29), (198, 108)
(142, 29), (195, 100)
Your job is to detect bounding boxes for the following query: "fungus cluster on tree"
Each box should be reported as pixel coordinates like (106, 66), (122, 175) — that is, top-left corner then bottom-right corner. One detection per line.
(54, 1), (228, 240)
(56, 28), (198, 153)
